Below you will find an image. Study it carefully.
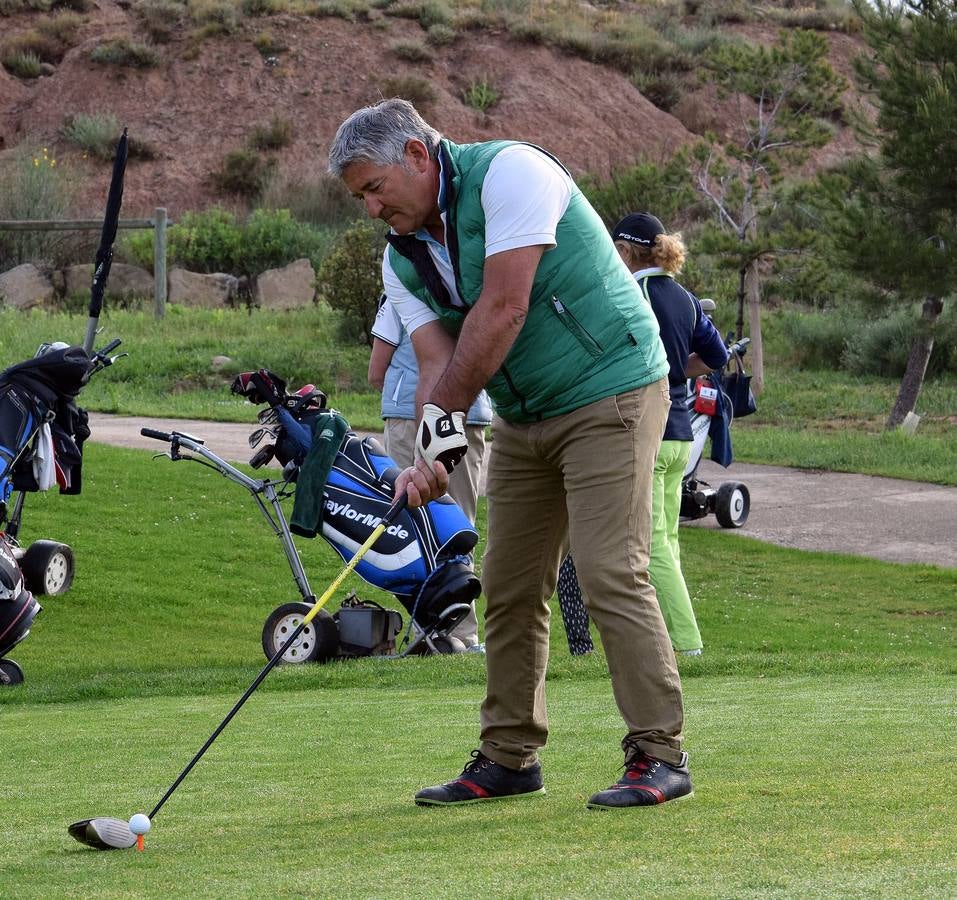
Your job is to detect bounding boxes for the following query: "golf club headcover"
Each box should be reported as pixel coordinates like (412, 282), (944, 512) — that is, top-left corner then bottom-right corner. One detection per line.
(231, 369), (287, 406)
(416, 403), (468, 473)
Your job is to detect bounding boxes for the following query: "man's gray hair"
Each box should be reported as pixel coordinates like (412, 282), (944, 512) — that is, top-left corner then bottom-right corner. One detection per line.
(328, 98), (442, 176)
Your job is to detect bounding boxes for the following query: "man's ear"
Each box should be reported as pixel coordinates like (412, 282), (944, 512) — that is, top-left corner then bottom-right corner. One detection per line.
(405, 139), (431, 173)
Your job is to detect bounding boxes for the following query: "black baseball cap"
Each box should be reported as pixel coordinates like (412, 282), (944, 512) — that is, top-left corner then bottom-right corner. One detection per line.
(612, 212), (665, 247)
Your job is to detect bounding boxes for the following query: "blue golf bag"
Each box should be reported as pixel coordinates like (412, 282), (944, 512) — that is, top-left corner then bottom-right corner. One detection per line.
(232, 369), (481, 654)
(316, 430), (480, 635)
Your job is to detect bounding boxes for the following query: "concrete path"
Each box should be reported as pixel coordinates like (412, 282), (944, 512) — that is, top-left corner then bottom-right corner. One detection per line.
(88, 413), (957, 569)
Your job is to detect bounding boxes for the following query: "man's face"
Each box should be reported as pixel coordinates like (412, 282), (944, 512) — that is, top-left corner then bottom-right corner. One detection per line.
(342, 140), (438, 235)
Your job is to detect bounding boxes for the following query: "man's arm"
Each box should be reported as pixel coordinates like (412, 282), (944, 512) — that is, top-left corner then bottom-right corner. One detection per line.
(367, 337), (396, 391)
(428, 244), (545, 413)
(394, 245), (544, 508)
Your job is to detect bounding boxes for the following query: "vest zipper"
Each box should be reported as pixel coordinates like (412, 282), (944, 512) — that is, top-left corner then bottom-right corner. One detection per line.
(550, 296), (603, 357)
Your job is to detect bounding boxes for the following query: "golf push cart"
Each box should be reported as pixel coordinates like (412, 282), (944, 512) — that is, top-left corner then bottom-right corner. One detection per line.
(679, 300), (754, 529)
(0, 339), (125, 685)
(142, 369), (482, 665)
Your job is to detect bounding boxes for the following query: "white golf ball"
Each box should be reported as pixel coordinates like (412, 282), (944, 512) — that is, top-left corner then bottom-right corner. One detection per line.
(128, 813), (151, 835)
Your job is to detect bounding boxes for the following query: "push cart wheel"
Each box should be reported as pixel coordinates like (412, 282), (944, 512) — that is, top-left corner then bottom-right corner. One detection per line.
(0, 659), (24, 686)
(262, 602), (338, 664)
(426, 634), (467, 655)
(21, 541), (75, 596)
(715, 482), (750, 529)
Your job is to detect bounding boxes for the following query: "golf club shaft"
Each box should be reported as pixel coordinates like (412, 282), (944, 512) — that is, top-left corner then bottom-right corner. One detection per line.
(147, 493), (409, 821)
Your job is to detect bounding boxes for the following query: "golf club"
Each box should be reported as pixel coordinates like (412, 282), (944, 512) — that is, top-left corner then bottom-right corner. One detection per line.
(68, 484), (409, 850)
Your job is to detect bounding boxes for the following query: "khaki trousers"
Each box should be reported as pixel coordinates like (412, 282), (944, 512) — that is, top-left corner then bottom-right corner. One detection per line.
(384, 417), (488, 644)
(479, 381), (686, 768)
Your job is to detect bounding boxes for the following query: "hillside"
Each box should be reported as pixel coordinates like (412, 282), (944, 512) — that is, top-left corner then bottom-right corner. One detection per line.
(0, 1), (868, 221)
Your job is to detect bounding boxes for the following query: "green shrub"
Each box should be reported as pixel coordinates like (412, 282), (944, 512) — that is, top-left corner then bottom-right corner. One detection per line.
(63, 112), (121, 160)
(316, 218), (387, 345)
(51, 0), (89, 11)
(252, 29), (287, 56)
(777, 307), (855, 370)
(36, 10), (84, 42)
(389, 38), (430, 61)
(123, 207), (337, 279)
(0, 0), (48, 12)
(1, 29), (64, 64)
(0, 144), (75, 269)
(842, 305), (957, 378)
(461, 77), (499, 111)
(1, 50), (43, 78)
(377, 74), (435, 107)
(89, 37), (161, 67)
(213, 148), (277, 199)
(187, 0), (240, 31)
(306, 0), (373, 21)
(578, 154), (697, 228)
(132, 0), (186, 43)
(425, 22), (456, 45)
(240, 0), (276, 15)
(385, 0), (451, 28)
(261, 172), (360, 228)
(632, 70), (684, 112)
(241, 208), (337, 276)
(126, 208), (243, 273)
(248, 115), (294, 151)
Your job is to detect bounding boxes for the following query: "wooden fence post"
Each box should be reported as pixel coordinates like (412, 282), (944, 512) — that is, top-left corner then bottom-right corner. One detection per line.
(153, 207), (167, 318)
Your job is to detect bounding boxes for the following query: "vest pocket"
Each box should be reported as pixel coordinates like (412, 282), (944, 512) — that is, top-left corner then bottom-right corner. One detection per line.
(550, 296), (603, 358)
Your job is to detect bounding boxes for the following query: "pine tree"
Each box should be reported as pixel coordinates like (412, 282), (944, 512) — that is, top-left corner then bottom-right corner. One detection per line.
(693, 29), (845, 394)
(841, 0), (957, 428)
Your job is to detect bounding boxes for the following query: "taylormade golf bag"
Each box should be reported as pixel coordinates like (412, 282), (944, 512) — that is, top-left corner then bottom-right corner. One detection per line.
(233, 369), (480, 657)
(318, 430), (479, 634)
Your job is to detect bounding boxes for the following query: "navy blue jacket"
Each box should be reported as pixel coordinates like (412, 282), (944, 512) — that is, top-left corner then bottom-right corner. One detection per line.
(633, 269), (729, 441)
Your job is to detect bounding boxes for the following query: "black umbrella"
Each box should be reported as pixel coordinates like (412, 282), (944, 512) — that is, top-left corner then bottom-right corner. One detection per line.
(83, 128), (128, 354)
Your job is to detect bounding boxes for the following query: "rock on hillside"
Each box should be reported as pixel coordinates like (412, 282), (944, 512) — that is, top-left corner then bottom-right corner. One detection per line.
(0, 5), (865, 220)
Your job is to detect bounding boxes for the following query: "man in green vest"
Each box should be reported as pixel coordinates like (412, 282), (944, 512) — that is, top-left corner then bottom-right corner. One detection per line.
(329, 99), (693, 810)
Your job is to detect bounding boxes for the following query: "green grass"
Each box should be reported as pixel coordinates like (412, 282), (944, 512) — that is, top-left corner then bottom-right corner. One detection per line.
(1, 308), (955, 479)
(0, 445), (954, 895)
(2, 677), (954, 897)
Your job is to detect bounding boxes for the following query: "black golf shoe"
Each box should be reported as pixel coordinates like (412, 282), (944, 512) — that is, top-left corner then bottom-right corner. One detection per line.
(586, 751), (693, 809)
(414, 750), (545, 806)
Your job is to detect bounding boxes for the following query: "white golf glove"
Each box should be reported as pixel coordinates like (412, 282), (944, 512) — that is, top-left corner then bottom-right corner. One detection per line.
(416, 403), (468, 472)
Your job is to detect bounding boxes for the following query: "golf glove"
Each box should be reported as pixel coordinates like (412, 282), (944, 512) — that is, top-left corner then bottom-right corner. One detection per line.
(416, 403), (468, 472)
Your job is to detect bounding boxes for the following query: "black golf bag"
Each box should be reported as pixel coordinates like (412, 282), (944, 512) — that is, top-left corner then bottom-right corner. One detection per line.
(0, 538), (40, 685)
(234, 370), (481, 659)
(0, 344), (105, 684)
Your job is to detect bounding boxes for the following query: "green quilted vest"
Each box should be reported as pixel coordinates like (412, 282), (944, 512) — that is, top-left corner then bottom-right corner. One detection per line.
(387, 139), (668, 423)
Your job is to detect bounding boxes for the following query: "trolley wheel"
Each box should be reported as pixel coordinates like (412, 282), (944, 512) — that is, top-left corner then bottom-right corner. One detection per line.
(0, 659), (24, 686)
(261, 602), (338, 664)
(426, 634), (467, 655)
(20, 541), (75, 596)
(715, 482), (750, 529)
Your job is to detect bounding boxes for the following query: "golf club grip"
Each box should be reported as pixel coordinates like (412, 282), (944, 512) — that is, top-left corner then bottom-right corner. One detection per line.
(147, 492), (410, 822)
(140, 427), (172, 442)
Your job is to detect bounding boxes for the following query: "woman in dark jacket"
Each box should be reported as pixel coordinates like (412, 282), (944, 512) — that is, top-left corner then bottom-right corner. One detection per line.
(556, 214), (728, 656)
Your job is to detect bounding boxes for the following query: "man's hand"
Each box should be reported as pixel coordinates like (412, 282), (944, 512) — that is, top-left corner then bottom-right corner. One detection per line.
(393, 457), (449, 508)
(416, 403), (468, 472)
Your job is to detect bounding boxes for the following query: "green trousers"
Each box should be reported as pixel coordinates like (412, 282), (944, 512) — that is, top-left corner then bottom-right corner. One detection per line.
(650, 440), (702, 652)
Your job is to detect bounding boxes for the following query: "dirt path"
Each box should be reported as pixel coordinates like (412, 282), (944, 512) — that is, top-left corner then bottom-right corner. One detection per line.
(88, 414), (957, 569)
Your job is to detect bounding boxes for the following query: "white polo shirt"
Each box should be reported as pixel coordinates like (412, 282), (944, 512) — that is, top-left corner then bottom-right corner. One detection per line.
(382, 144), (574, 335)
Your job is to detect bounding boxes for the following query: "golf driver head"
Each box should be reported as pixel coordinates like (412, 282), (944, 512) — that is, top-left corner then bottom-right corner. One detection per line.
(68, 817), (137, 850)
